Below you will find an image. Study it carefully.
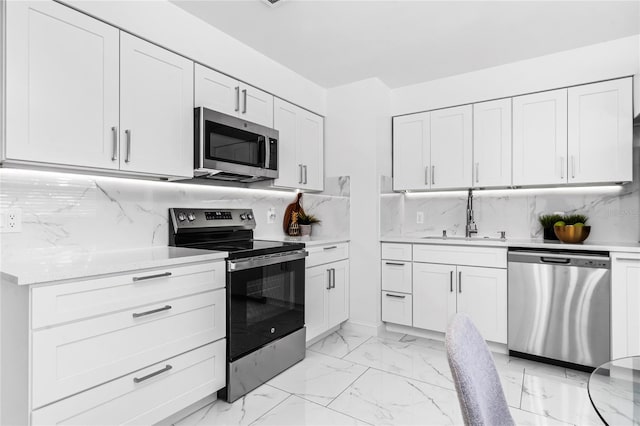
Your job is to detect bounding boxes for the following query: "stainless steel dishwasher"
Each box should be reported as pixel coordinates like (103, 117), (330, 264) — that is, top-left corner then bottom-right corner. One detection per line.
(508, 248), (610, 370)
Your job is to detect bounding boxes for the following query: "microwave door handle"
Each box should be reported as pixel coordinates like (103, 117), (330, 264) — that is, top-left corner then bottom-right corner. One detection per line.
(259, 137), (267, 168)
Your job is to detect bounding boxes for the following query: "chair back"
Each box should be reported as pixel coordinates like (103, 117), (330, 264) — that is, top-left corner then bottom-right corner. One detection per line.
(445, 313), (514, 426)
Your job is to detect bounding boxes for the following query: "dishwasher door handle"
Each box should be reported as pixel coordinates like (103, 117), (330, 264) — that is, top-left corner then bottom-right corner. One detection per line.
(540, 257), (571, 264)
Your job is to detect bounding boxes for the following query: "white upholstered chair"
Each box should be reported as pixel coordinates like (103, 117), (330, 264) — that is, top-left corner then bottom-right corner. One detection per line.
(445, 313), (515, 426)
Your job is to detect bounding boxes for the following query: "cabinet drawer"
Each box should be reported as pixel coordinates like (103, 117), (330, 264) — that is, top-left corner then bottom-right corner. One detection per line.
(381, 261), (412, 293)
(381, 291), (412, 326)
(413, 244), (506, 268)
(32, 289), (225, 408)
(31, 339), (225, 426)
(381, 243), (412, 261)
(306, 243), (349, 268)
(32, 261), (225, 329)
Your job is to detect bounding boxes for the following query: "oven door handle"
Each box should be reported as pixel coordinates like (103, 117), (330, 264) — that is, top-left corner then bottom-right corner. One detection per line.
(228, 249), (308, 272)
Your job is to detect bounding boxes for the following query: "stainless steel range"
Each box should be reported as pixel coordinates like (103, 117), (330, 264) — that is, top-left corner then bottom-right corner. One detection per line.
(169, 208), (307, 402)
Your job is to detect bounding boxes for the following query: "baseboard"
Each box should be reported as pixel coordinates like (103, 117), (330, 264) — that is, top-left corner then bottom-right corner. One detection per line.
(342, 319), (384, 337)
(156, 393), (218, 426)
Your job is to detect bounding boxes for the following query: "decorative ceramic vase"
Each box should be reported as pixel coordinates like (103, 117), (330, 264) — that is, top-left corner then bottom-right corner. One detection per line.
(288, 221), (300, 236)
(299, 224), (312, 236)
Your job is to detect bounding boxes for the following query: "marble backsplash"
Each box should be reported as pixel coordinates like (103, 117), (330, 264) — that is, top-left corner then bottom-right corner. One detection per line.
(0, 170), (350, 263)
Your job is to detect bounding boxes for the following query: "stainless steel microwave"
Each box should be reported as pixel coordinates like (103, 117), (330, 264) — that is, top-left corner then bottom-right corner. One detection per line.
(194, 108), (278, 182)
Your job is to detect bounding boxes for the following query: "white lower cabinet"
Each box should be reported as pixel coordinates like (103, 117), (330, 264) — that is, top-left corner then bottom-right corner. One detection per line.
(381, 243), (507, 344)
(0, 260), (226, 425)
(31, 340), (225, 426)
(611, 252), (640, 359)
(305, 243), (350, 342)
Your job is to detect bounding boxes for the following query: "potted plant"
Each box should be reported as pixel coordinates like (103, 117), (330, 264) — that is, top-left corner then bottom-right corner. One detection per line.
(296, 211), (321, 236)
(539, 214), (563, 240)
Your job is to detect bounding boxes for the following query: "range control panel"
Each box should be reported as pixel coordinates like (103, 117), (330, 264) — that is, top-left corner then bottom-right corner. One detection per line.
(170, 208), (256, 230)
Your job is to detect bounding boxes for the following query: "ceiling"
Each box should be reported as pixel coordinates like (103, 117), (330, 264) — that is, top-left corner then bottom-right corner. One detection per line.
(171, 0), (640, 89)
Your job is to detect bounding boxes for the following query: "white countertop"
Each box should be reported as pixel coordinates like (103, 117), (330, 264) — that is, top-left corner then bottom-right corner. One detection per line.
(381, 235), (640, 253)
(263, 236), (350, 247)
(0, 246), (228, 286)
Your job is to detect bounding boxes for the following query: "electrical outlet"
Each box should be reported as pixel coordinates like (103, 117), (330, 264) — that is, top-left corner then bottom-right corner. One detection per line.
(1, 208), (22, 233)
(416, 211), (424, 224)
(267, 207), (276, 224)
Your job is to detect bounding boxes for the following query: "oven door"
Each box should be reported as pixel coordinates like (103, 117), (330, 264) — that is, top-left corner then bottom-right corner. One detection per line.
(227, 250), (306, 361)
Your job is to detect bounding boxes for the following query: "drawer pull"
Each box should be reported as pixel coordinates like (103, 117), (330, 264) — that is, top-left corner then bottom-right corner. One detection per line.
(385, 262), (405, 266)
(385, 293), (405, 299)
(133, 364), (173, 383)
(132, 305), (172, 318)
(132, 272), (172, 282)
(323, 246), (338, 251)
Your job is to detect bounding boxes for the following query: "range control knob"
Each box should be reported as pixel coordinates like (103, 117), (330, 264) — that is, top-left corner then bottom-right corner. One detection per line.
(187, 213), (196, 222)
(177, 212), (187, 222)
(240, 213), (247, 220)
(247, 213), (254, 221)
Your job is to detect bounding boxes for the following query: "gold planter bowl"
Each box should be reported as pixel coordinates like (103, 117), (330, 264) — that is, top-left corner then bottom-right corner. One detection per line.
(554, 225), (591, 244)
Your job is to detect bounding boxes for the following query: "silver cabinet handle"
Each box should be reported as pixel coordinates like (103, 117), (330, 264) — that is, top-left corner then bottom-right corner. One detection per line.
(326, 269), (332, 290)
(560, 156), (565, 179)
(424, 166), (429, 185)
(432, 165), (435, 185)
(385, 262), (405, 266)
(571, 155), (575, 179)
(303, 165), (308, 184)
(298, 164), (303, 184)
(111, 126), (118, 161)
(132, 304), (172, 318)
(323, 246), (338, 250)
(385, 293), (406, 299)
(132, 272), (172, 282)
(331, 268), (336, 289)
(235, 86), (240, 112)
(475, 162), (479, 183)
(133, 364), (172, 383)
(450, 271), (453, 292)
(242, 89), (247, 113)
(458, 271), (462, 293)
(125, 129), (132, 163)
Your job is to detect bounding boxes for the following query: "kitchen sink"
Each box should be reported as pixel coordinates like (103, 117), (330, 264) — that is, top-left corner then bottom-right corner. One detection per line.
(421, 235), (505, 242)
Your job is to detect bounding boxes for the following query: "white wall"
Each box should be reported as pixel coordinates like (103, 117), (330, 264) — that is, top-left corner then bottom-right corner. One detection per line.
(326, 78), (391, 332)
(392, 35), (640, 116)
(63, 0), (327, 115)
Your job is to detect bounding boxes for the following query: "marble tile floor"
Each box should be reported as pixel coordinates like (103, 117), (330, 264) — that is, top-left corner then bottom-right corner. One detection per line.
(174, 329), (602, 426)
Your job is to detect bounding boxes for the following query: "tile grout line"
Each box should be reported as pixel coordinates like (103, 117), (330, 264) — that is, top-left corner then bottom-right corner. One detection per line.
(339, 334), (374, 359)
(326, 366), (371, 407)
(247, 393), (294, 426)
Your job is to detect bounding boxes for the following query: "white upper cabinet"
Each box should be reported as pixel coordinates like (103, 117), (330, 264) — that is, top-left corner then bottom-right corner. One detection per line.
(568, 78), (633, 184)
(120, 33), (194, 178)
(393, 112), (430, 191)
(512, 89), (568, 186)
(5, 1), (120, 169)
(273, 98), (324, 191)
(195, 64), (274, 128)
(473, 99), (512, 188)
(430, 105), (473, 190)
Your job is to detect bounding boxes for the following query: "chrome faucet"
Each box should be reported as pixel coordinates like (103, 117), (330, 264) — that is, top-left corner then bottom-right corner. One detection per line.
(465, 188), (478, 238)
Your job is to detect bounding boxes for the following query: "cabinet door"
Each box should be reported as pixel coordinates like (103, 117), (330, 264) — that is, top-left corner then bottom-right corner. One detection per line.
(120, 33), (194, 178)
(328, 260), (349, 328)
(393, 112), (430, 191)
(473, 99), (512, 188)
(273, 98), (299, 188)
(513, 89), (568, 186)
(456, 266), (507, 344)
(194, 64), (240, 116)
(297, 109), (324, 191)
(412, 263), (456, 332)
(568, 78), (633, 184)
(430, 105), (472, 190)
(381, 292), (413, 326)
(240, 84), (274, 128)
(611, 254), (640, 359)
(305, 265), (329, 342)
(5, 1), (119, 169)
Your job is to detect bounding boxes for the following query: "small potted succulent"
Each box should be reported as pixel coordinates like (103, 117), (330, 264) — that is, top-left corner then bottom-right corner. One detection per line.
(296, 211), (321, 236)
(539, 214), (563, 240)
